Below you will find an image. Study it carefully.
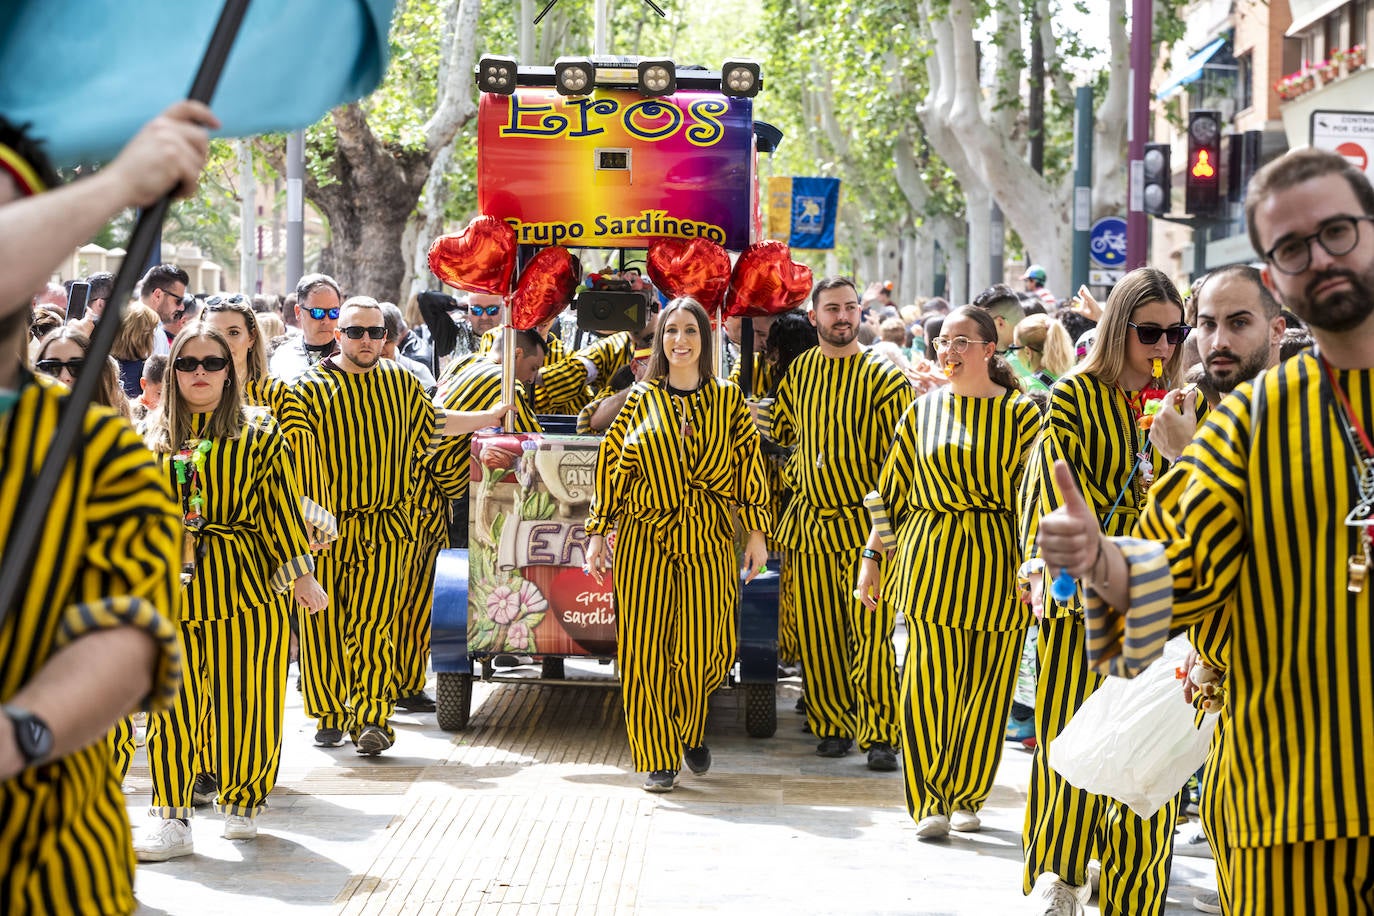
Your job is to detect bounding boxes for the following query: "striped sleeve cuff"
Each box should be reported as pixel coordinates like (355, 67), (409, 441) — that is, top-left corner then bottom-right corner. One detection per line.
(301, 497), (338, 544)
(56, 596), (182, 713)
(862, 491), (897, 551)
(738, 505), (771, 537)
(1083, 537), (1173, 678)
(427, 406), (445, 455)
(269, 554), (316, 594)
(753, 398), (775, 439)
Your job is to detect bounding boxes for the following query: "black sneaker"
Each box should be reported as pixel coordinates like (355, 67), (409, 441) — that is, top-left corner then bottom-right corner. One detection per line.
(395, 691), (437, 713)
(191, 772), (218, 806)
(643, 770), (677, 793)
(866, 742), (898, 772)
(355, 725), (392, 756)
(683, 745), (711, 775)
(816, 737), (853, 758)
(314, 727), (345, 747)
(794, 694), (806, 715)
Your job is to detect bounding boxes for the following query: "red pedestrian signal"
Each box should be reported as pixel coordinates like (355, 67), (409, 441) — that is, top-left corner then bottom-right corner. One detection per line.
(1186, 110), (1221, 215)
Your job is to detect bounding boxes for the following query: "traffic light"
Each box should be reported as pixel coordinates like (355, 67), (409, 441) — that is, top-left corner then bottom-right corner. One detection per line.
(1186, 109), (1222, 216)
(1143, 142), (1171, 216)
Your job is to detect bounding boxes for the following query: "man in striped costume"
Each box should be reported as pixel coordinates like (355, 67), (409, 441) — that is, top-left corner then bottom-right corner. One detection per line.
(759, 276), (913, 771)
(1038, 147), (1374, 915)
(293, 297), (512, 756)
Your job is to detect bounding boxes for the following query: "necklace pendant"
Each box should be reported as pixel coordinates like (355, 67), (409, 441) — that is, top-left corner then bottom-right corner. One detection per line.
(815, 448), (824, 469)
(1348, 553), (1368, 593)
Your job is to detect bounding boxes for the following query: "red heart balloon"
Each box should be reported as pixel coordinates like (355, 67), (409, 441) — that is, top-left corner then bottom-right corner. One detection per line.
(723, 240), (814, 318)
(510, 247), (581, 331)
(646, 237), (731, 316)
(427, 215), (518, 296)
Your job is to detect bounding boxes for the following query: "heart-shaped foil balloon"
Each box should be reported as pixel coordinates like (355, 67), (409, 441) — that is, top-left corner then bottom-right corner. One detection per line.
(646, 237), (731, 316)
(427, 215), (518, 296)
(723, 240), (814, 318)
(510, 247), (581, 330)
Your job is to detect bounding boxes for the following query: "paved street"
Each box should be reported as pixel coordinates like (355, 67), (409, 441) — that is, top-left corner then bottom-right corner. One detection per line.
(129, 662), (1217, 915)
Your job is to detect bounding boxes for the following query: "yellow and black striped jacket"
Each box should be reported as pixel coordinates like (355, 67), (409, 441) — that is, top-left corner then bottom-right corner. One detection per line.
(1134, 353), (1374, 848)
(587, 377), (771, 552)
(538, 331), (635, 410)
(764, 348), (913, 552)
(880, 389), (1042, 630)
(293, 358), (438, 558)
(477, 328), (579, 414)
(244, 376), (333, 541)
(0, 373), (181, 916)
(166, 413), (314, 620)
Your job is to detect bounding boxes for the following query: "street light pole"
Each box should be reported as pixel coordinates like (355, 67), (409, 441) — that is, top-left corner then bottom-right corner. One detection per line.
(1127, 0), (1153, 269)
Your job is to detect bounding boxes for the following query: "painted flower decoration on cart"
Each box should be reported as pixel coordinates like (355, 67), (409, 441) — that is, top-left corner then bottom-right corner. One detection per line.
(486, 578), (550, 625)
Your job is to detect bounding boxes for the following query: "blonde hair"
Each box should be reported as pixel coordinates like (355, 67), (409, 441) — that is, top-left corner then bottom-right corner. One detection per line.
(110, 304), (161, 362)
(145, 324), (245, 454)
(1014, 313), (1075, 379)
(1076, 267), (1185, 387)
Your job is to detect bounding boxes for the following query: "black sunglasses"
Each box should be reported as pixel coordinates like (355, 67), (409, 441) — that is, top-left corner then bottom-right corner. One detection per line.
(207, 294), (247, 307)
(173, 356), (230, 373)
(340, 325), (387, 340)
(465, 304), (502, 317)
(1126, 322), (1191, 346)
(160, 289), (185, 306)
(35, 358), (85, 376)
(307, 307), (341, 320)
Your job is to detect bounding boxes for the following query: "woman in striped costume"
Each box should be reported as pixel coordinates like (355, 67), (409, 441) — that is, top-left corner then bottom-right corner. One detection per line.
(857, 306), (1040, 839)
(132, 325), (328, 861)
(585, 297), (771, 793)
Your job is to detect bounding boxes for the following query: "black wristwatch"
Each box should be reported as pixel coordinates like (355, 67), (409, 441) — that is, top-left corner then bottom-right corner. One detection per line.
(3, 705), (53, 767)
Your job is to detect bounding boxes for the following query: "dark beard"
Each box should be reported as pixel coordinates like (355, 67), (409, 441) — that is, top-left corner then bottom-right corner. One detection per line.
(818, 323), (855, 348)
(1291, 266), (1374, 332)
(1205, 345), (1271, 394)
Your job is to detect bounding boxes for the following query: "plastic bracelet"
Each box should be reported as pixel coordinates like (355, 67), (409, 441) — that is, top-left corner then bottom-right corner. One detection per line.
(861, 547), (883, 563)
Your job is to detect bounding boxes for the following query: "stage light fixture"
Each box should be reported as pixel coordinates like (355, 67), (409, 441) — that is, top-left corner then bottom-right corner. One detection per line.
(475, 55), (517, 95)
(554, 56), (596, 96)
(721, 59), (761, 98)
(637, 59), (676, 97)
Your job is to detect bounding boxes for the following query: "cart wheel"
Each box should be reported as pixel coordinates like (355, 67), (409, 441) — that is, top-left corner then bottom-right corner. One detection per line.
(744, 682), (777, 738)
(541, 657), (565, 680)
(436, 671), (472, 732)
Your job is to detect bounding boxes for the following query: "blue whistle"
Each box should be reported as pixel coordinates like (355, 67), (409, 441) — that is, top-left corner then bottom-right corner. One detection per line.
(1050, 568), (1077, 602)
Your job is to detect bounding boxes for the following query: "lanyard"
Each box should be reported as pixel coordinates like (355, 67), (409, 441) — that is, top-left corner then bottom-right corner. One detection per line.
(1319, 354), (1374, 461)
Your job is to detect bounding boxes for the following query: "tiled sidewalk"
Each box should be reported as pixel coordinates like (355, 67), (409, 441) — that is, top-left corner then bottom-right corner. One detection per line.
(130, 670), (1216, 914)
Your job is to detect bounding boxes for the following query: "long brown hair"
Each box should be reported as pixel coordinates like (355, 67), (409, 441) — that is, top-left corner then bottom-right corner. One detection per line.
(943, 307), (1022, 393)
(1076, 267), (1184, 387)
(34, 326), (130, 417)
(145, 324), (245, 454)
(644, 297), (715, 383)
(204, 295), (268, 382)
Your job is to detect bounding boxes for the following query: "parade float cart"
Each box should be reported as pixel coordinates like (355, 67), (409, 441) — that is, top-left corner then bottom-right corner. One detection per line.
(430, 58), (782, 738)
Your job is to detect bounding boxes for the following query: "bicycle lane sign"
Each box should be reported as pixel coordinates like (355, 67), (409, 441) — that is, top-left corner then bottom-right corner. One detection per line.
(1090, 216), (1127, 269)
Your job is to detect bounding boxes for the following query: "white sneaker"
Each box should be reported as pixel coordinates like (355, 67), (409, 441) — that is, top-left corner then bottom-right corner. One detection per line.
(950, 809), (981, 832)
(1175, 828), (1214, 859)
(223, 814), (257, 840)
(1031, 874), (1087, 916)
(1193, 891), (1222, 914)
(134, 818), (193, 862)
(915, 814), (950, 839)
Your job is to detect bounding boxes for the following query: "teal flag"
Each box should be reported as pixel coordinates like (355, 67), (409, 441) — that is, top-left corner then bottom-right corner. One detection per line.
(0, 0), (394, 165)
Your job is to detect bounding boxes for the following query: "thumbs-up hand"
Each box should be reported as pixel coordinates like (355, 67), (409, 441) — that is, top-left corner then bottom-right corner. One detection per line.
(1036, 461), (1103, 580)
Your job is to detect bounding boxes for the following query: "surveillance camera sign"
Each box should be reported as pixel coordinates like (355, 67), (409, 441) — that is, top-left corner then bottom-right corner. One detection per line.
(1311, 110), (1374, 174)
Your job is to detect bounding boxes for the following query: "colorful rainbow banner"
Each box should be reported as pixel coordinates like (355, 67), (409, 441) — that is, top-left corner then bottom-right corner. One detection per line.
(478, 87), (755, 251)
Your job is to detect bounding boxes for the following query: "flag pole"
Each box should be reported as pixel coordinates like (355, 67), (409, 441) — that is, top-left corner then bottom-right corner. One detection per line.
(0, 0), (253, 622)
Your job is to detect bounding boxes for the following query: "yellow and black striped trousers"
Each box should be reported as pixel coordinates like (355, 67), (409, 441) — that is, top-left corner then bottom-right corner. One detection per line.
(615, 518), (736, 773)
(1229, 837), (1373, 914)
(394, 534), (443, 700)
(145, 598), (289, 818)
(1022, 616), (1176, 915)
(902, 620), (1023, 820)
(790, 548), (899, 749)
(777, 548), (800, 665)
(1201, 717), (1231, 912)
(300, 539), (408, 741)
(109, 716), (136, 782)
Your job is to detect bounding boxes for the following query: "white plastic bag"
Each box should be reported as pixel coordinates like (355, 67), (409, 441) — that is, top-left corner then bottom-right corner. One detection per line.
(1049, 636), (1216, 818)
